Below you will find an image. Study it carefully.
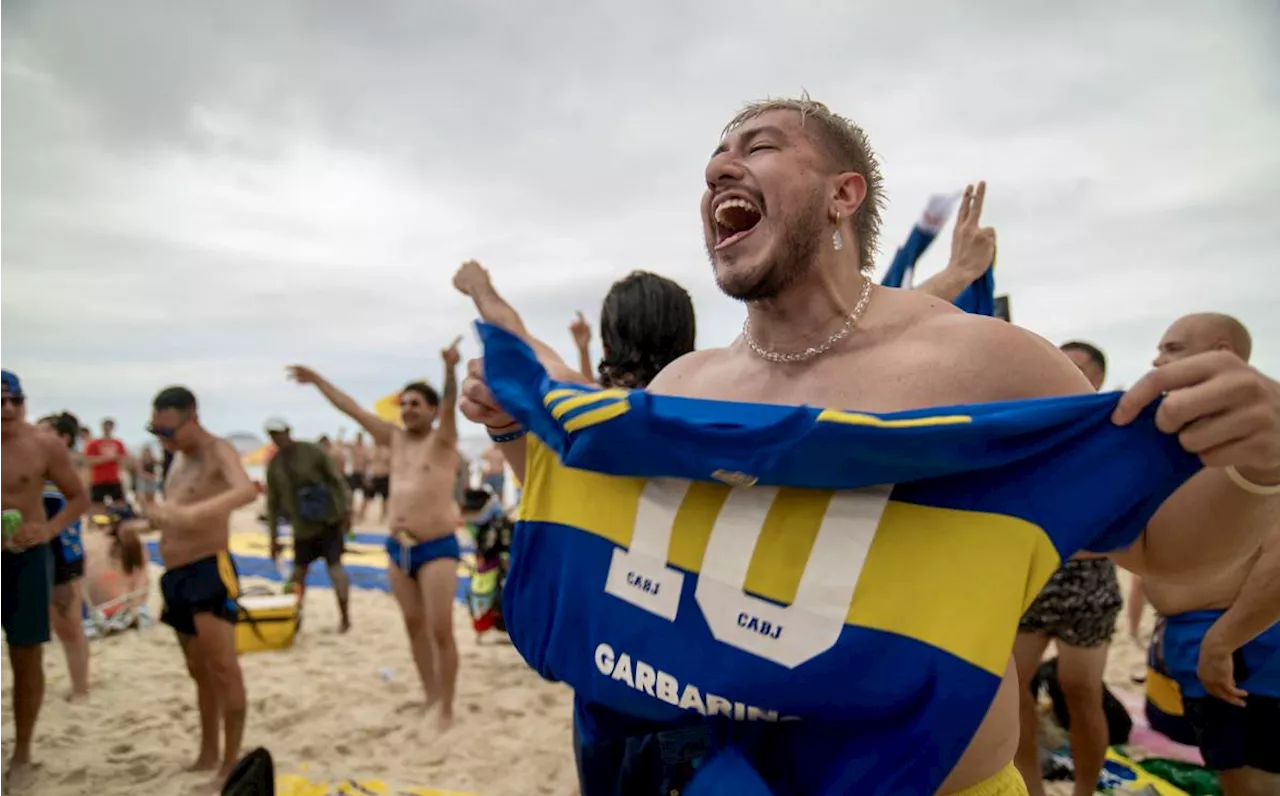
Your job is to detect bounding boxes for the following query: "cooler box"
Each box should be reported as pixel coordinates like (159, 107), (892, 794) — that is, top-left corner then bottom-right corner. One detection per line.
(235, 593), (299, 654)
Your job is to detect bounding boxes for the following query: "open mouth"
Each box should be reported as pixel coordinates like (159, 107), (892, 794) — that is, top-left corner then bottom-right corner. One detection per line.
(713, 197), (763, 251)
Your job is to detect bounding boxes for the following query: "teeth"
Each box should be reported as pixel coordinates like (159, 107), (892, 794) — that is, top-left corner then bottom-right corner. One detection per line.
(714, 198), (760, 226)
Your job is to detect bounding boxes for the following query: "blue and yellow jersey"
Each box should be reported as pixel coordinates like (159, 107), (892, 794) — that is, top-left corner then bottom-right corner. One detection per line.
(42, 484), (84, 563)
(478, 323), (1201, 795)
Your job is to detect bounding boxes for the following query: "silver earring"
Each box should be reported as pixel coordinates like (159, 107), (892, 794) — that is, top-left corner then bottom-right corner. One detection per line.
(832, 211), (844, 251)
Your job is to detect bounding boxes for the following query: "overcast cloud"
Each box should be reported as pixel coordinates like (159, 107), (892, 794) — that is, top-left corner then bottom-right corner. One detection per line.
(3, 0), (1278, 451)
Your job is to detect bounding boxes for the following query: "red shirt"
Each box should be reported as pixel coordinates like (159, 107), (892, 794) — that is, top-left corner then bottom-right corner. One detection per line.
(85, 437), (127, 485)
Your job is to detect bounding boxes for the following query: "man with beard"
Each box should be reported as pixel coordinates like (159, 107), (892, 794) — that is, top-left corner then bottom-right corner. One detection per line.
(2, 371), (89, 786)
(288, 338), (464, 731)
(459, 98), (1280, 795)
(148, 386), (257, 789)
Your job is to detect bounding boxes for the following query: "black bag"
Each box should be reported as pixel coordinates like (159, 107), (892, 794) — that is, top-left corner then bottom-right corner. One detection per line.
(1031, 657), (1133, 745)
(295, 483), (333, 523)
(221, 747), (274, 796)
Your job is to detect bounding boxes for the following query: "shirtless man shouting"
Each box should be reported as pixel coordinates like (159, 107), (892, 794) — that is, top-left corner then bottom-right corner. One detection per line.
(2, 370), (89, 787)
(1128, 314), (1280, 796)
(147, 386), (257, 789)
(460, 98), (1280, 794)
(289, 337), (464, 730)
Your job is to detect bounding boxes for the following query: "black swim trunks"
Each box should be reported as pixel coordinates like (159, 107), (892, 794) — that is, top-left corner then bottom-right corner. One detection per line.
(1184, 694), (1280, 773)
(1019, 558), (1123, 648)
(345, 473), (364, 494)
(90, 481), (126, 504)
(2, 544), (54, 646)
(366, 475), (390, 500)
(52, 536), (85, 586)
(293, 523), (345, 572)
(160, 551), (240, 636)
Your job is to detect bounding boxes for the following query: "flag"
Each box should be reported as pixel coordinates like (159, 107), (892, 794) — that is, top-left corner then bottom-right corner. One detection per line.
(881, 193), (996, 317)
(478, 323), (1199, 795)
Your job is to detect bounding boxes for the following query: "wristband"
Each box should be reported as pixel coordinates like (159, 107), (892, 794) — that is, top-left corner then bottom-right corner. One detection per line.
(1225, 465), (1280, 496)
(487, 424), (527, 444)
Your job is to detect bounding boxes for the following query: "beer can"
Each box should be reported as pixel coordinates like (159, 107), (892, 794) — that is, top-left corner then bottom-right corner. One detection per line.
(0, 511), (22, 547)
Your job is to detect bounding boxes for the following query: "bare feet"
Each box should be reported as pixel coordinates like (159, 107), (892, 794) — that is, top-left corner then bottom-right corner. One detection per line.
(203, 765), (233, 793)
(339, 617), (351, 634)
(66, 690), (89, 704)
(185, 755), (218, 773)
(436, 709), (455, 733)
(4, 758), (38, 792)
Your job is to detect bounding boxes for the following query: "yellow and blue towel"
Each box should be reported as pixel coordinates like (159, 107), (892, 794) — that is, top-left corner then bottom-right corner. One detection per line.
(478, 321), (1200, 796)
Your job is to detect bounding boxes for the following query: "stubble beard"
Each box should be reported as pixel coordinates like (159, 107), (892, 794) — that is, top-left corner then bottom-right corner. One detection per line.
(708, 190), (826, 303)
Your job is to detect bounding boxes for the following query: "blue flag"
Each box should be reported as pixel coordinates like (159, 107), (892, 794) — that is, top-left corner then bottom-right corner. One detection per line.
(479, 323), (1198, 795)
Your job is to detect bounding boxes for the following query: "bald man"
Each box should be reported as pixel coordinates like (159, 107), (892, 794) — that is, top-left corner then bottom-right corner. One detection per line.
(1138, 314), (1278, 796)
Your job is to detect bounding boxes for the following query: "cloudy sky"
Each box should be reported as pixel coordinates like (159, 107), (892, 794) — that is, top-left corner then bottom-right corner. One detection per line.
(4, 0), (1278, 452)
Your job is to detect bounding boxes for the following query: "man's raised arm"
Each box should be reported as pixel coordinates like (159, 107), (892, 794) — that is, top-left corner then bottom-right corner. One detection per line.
(287, 365), (397, 447)
(435, 336), (463, 447)
(916, 182), (998, 304)
(453, 260), (590, 385)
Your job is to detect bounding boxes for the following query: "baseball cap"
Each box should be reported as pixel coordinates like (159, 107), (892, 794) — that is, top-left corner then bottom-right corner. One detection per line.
(1, 370), (23, 397)
(263, 417), (290, 434)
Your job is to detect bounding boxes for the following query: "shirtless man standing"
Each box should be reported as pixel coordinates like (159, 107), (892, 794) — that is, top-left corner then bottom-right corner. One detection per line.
(147, 386), (257, 789)
(365, 443), (392, 525)
(459, 99), (1280, 794)
(347, 432), (370, 520)
(289, 338), (464, 730)
(1126, 314), (1280, 796)
(2, 371), (89, 786)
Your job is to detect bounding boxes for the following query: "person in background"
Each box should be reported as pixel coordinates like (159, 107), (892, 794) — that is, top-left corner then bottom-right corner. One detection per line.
(134, 445), (162, 511)
(1014, 341), (1123, 796)
(264, 419), (353, 633)
(147, 386), (256, 790)
(570, 310), (594, 382)
(76, 427), (93, 490)
(1125, 314), (1280, 796)
(480, 445), (506, 501)
(346, 432), (369, 522)
(84, 418), (128, 510)
(36, 412), (92, 702)
(288, 339), (465, 731)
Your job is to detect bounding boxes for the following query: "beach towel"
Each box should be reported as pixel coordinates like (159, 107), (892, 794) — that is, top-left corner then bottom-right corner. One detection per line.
(1044, 747), (1191, 795)
(478, 322), (1201, 795)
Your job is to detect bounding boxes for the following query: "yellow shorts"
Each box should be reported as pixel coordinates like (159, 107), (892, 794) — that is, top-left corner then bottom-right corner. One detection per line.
(951, 763), (1028, 796)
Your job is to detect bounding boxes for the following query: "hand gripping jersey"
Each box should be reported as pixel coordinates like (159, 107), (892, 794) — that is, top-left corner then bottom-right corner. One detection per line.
(478, 323), (1201, 795)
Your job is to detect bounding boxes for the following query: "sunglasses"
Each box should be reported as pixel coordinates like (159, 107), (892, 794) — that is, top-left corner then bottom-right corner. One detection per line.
(147, 416), (189, 439)
(1, 395), (25, 407)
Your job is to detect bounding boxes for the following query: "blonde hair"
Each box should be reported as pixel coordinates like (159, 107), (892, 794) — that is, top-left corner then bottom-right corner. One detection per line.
(724, 95), (885, 272)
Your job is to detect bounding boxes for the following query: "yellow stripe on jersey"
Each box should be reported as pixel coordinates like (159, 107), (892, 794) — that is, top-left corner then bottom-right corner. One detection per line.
(818, 408), (974, 428)
(520, 437), (1059, 676)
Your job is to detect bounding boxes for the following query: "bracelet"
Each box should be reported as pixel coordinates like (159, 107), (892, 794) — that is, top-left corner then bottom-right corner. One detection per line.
(1225, 465), (1280, 496)
(487, 424), (527, 444)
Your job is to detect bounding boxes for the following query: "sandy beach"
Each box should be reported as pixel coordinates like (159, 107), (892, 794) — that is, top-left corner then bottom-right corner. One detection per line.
(2, 505), (1164, 796)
